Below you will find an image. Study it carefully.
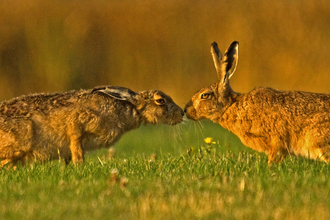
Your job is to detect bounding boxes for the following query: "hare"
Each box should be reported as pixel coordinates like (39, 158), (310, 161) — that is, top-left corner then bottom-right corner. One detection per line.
(0, 85), (184, 166)
(185, 41), (330, 163)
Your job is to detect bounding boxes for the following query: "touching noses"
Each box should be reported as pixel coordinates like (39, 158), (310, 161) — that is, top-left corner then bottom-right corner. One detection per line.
(184, 100), (192, 114)
(171, 104), (184, 116)
(176, 105), (184, 116)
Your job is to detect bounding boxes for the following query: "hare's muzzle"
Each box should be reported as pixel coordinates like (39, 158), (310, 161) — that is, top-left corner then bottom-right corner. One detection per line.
(184, 101), (197, 120)
(171, 107), (184, 125)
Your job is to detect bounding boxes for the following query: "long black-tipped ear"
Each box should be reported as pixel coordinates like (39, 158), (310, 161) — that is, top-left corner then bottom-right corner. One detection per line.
(220, 41), (239, 82)
(92, 86), (137, 104)
(212, 41), (239, 83)
(211, 41), (223, 72)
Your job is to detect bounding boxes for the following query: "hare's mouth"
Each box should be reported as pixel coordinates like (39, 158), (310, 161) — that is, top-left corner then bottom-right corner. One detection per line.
(185, 111), (198, 121)
(184, 106), (198, 120)
(170, 116), (184, 125)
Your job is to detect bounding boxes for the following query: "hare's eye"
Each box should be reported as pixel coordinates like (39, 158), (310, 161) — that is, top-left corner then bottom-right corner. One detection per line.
(200, 93), (210, 99)
(155, 98), (166, 105)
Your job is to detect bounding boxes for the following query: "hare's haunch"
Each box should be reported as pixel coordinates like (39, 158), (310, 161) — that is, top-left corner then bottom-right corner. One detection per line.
(0, 86), (183, 166)
(185, 41), (330, 163)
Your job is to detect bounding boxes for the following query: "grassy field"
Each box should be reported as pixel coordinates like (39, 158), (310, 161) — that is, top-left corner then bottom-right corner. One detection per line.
(0, 121), (330, 220)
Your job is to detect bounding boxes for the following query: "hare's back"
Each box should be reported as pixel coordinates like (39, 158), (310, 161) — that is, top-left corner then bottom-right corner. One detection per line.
(0, 90), (87, 117)
(230, 87), (330, 131)
(246, 87), (330, 114)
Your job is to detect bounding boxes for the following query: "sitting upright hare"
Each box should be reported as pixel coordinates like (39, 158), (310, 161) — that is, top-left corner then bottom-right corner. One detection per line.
(0, 85), (184, 166)
(185, 41), (330, 163)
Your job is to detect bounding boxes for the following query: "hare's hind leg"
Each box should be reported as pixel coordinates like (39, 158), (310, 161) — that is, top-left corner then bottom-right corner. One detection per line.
(298, 147), (330, 162)
(1, 159), (14, 167)
(314, 147), (330, 163)
(298, 126), (330, 162)
(0, 150), (27, 168)
(297, 142), (330, 162)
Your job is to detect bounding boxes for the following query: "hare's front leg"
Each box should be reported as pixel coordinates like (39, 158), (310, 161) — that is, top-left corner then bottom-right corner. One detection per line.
(68, 124), (84, 165)
(69, 136), (84, 164)
(267, 150), (286, 164)
(1, 150), (26, 167)
(267, 150), (278, 164)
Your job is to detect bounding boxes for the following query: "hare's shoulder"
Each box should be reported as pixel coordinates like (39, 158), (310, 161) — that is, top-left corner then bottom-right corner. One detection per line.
(0, 90), (84, 117)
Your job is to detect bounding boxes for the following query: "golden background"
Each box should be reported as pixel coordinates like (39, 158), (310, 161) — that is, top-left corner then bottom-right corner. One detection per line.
(0, 0), (329, 107)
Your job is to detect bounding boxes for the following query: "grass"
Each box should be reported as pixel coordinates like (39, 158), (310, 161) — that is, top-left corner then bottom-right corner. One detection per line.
(1, 121), (330, 220)
(111, 120), (246, 158)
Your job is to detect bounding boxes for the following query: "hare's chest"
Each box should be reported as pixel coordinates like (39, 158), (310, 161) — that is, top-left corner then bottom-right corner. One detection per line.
(81, 129), (124, 151)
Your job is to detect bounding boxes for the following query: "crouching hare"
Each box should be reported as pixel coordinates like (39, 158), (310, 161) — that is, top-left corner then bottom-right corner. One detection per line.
(185, 41), (330, 163)
(0, 86), (184, 166)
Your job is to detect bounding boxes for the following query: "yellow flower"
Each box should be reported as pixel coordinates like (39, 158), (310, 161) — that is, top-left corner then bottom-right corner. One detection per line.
(204, 137), (215, 144)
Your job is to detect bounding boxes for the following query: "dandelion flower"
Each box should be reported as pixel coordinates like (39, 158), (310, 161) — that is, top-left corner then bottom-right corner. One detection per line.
(204, 137), (216, 144)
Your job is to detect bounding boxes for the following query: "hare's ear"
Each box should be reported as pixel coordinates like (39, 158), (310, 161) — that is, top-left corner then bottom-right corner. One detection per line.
(92, 86), (137, 104)
(212, 41), (239, 83)
(211, 41), (223, 73)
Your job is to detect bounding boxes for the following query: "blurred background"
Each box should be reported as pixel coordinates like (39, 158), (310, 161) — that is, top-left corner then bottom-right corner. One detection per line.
(1, 0), (330, 158)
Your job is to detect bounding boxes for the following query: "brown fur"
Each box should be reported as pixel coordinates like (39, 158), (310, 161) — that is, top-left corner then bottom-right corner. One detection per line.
(185, 41), (330, 163)
(0, 85), (184, 166)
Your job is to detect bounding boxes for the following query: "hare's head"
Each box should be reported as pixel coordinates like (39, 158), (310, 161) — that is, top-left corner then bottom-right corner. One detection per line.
(135, 90), (184, 125)
(184, 41), (239, 122)
(94, 86), (184, 125)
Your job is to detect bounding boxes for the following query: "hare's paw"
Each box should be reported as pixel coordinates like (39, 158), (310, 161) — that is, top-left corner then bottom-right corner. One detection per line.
(71, 150), (84, 166)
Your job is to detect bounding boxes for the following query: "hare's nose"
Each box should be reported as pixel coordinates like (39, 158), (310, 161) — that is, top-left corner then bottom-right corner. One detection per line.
(184, 100), (192, 114)
(184, 105), (189, 114)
